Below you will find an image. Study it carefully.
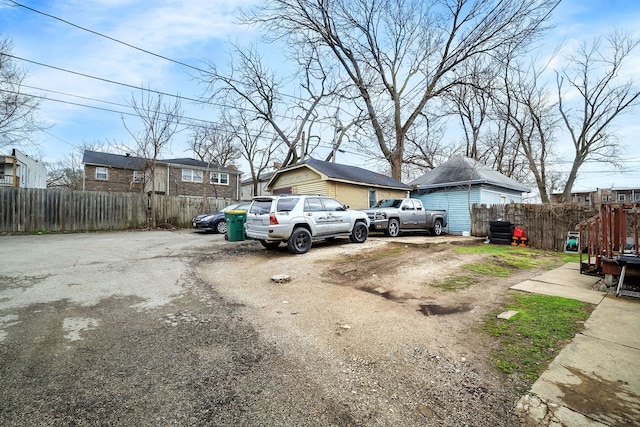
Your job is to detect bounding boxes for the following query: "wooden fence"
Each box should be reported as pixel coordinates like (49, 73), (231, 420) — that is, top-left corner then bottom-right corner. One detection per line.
(0, 188), (234, 234)
(471, 203), (597, 251)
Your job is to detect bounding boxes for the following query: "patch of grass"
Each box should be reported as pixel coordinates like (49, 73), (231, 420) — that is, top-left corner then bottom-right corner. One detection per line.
(431, 275), (476, 291)
(456, 244), (572, 277)
(462, 262), (511, 277)
(483, 292), (592, 383)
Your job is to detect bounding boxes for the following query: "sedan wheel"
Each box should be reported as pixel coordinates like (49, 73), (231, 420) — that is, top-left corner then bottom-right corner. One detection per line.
(216, 220), (227, 234)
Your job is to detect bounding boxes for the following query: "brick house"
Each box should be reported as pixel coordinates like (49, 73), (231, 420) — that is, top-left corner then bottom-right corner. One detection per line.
(551, 188), (640, 209)
(82, 150), (241, 199)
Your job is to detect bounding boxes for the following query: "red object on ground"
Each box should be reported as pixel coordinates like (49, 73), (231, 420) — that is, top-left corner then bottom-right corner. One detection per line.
(513, 227), (525, 238)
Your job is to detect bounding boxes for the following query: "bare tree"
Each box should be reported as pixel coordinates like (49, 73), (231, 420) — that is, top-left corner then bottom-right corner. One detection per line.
(200, 44), (332, 167)
(557, 31), (640, 201)
(230, 110), (282, 198)
(190, 122), (241, 210)
(191, 123), (241, 167)
(495, 58), (560, 202)
(244, 0), (560, 179)
(0, 37), (44, 149)
(47, 141), (106, 190)
(122, 89), (183, 227)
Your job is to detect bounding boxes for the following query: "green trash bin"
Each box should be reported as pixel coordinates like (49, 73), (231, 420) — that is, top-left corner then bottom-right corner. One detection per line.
(225, 210), (247, 242)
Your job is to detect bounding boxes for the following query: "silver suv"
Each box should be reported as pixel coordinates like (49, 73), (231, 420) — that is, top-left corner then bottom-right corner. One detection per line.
(245, 195), (370, 254)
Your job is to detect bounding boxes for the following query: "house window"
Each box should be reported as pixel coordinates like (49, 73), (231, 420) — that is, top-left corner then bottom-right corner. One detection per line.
(618, 193), (626, 202)
(96, 167), (108, 180)
(182, 169), (203, 183)
(210, 172), (229, 185)
(634, 193), (640, 201)
(132, 171), (144, 183)
(500, 195), (507, 204)
(601, 195), (608, 202)
(368, 189), (377, 208)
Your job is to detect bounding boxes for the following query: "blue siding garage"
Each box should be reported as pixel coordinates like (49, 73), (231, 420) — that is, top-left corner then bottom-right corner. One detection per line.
(410, 157), (529, 235)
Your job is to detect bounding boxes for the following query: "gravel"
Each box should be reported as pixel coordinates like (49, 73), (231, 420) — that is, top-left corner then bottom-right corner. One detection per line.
(0, 231), (535, 426)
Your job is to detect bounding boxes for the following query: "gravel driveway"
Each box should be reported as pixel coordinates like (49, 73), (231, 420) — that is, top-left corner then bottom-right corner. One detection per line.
(0, 230), (532, 426)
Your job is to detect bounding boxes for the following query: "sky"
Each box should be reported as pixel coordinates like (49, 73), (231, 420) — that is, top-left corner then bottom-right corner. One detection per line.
(1, 0), (640, 193)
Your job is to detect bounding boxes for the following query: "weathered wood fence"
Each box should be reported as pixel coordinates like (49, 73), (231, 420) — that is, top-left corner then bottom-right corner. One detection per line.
(471, 203), (597, 251)
(0, 188), (233, 234)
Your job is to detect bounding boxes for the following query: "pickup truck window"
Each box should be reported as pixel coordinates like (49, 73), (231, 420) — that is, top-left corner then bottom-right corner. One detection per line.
(373, 199), (402, 208)
(402, 200), (415, 210)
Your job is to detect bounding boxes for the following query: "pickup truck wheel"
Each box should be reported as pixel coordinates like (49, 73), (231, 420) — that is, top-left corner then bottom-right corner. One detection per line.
(430, 219), (443, 236)
(385, 218), (400, 237)
(287, 228), (312, 254)
(350, 222), (368, 243)
(260, 240), (280, 250)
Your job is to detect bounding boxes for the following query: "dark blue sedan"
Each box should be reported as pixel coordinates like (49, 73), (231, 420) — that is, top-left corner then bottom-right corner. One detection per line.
(191, 202), (251, 234)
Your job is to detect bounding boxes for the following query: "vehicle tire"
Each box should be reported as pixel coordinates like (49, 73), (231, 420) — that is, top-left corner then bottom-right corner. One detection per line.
(260, 240), (280, 249)
(287, 228), (313, 254)
(215, 220), (227, 234)
(489, 220), (511, 227)
(490, 232), (512, 240)
(350, 221), (369, 243)
(490, 226), (512, 234)
(490, 237), (512, 245)
(384, 218), (400, 237)
(430, 219), (443, 236)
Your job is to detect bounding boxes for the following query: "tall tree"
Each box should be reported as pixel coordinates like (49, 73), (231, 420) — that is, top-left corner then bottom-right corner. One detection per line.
(200, 44), (332, 167)
(122, 89), (183, 227)
(47, 141), (106, 190)
(557, 31), (640, 201)
(0, 37), (43, 149)
(244, 0), (560, 179)
(495, 58), (559, 202)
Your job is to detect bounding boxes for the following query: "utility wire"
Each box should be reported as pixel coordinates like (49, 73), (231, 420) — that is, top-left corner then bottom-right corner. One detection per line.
(5, 0), (361, 120)
(6, 0), (208, 74)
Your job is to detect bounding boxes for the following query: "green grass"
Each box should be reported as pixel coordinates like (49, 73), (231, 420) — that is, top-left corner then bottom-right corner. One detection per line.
(426, 243), (592, 385)
(483, 292), (592, 383)
(455, 244), (569, 277)
(430, 275), (476, 291)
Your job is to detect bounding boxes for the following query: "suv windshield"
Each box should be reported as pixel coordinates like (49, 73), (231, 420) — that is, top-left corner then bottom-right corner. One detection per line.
(250, 200), (272, 214)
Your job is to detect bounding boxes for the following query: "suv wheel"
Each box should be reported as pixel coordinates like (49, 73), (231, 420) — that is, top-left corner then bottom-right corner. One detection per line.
(350, 221), (368, 243)
(287, 228), (312, 254)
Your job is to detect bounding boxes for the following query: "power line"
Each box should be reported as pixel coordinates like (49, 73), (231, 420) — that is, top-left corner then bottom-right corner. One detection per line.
(6, 0), (209, 75)
(6, 0), (362, 121)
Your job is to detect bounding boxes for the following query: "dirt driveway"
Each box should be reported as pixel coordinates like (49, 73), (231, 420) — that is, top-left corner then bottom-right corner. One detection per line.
(0, 230), (545, 426)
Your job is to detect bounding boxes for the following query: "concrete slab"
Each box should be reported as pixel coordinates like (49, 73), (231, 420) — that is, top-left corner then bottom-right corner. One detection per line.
(511, 280), (605, 305)
(583, 296), (640, 349)
(528, 334), (640, 426)
(531, 267), (602, 288)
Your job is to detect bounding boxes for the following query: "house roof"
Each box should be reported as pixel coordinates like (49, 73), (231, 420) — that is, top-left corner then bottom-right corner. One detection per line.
(241, 171), (274, 185)
(271, 158), (410, 190)
(82, 150), (147, 170)
(82, 151), (239, 174)
(410, 156), (530, 192)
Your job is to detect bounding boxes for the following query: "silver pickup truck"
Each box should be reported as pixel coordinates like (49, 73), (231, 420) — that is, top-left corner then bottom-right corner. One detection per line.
(362, 198), (447, 237)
